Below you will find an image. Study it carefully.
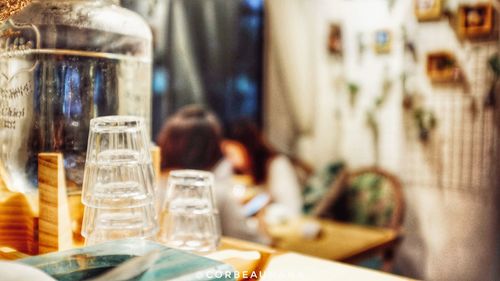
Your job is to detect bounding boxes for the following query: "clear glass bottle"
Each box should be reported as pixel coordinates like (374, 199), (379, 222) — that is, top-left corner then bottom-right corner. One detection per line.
(0, 0), (152, 194)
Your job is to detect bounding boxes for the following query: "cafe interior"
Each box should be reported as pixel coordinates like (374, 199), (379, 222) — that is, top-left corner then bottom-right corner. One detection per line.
(0, 0), (499, 280)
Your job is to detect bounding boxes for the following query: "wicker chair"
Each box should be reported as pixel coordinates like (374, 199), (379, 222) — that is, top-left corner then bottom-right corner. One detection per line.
(312, 167), (405, 270)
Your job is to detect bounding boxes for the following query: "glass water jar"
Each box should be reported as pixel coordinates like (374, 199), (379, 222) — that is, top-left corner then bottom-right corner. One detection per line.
(0, 0), (152, 194)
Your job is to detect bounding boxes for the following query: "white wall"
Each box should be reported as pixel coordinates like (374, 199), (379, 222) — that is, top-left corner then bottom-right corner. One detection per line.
(396, 1), (500, 279)
(265, 0), (500, 279)
(309, 0), (405, 171)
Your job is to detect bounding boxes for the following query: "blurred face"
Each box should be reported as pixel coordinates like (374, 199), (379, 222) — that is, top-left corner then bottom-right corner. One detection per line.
(221, 140), (251, 172)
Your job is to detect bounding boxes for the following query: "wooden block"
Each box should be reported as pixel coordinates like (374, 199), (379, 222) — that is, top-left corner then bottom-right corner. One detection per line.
(68, 193), (85, 244)
(151, 146), (161, 181)
(38, 153), (72, 254)
(0, 192), (38, 255)
(218, 237), (277, 278)
(0, 160), (12, 192)
(0, 247), (30, 260)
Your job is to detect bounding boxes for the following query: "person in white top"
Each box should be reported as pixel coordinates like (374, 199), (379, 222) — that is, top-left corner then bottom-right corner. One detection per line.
(266, 155), (303, 216)
(225, 119), (303, 217)
(156, 105), (266, 243)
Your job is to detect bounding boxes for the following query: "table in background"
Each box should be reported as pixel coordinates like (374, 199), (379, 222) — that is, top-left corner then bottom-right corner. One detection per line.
(268, 217), (400, 263)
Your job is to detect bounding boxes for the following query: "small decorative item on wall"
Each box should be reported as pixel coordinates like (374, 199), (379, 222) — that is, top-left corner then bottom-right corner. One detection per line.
(328, 23), (343, 56)
(457, 3), (494, 39)
(374, 30), (391, 54)
(426, 52), (463, 83)
(414, 0), (442, 22)
(413, 107), (437, 142)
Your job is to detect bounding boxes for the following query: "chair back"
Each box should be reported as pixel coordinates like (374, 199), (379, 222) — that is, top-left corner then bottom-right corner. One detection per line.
(316, 167), (404, 229)
(303, 162), (346, 214)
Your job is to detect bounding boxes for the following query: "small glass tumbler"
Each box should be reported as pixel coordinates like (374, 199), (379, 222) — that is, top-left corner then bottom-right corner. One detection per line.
(81, 204), (158, 241)
(158, 170), (221, 253)
(81, 116), (155, 208)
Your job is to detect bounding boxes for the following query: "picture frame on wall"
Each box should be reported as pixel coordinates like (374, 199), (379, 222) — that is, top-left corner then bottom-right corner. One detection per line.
(374, 30), (391, 54)
(457, 4), (494, 39)
(426, 52), (462, 83)
(415, 0), (442, 22)
(327, 23), (343, 56)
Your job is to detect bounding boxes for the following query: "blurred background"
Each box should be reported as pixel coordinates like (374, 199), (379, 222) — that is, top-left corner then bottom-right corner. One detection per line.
(122, 0), (265, 136)
(122, 0), (499, 280)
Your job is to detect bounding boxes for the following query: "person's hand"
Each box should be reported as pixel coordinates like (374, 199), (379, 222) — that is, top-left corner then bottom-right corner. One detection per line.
(255, 207), (275, 246)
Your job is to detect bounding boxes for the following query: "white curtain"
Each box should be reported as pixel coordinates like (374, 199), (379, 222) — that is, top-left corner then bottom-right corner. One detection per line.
(264, 0), (316, 154)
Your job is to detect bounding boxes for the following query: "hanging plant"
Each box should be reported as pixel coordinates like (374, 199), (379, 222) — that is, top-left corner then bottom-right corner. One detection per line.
(388, 0), (397, 11)
(414, 108), (437, 142)
(366, 72), (391, 163)
(488, 54), (500, 74)
(357, 33), (365, 63)
(402, 27), (418, 62)
(469, 96), (479, 119)
(406, 42), (418, 62)
(347, 82), (360, 107)
(378, 79), (392, 107)
(375, 69), (393, 109)
(485, 54), (499, 107)
(403, 94), (415, 110)
(366, 110), (380, 164)
(401, 73), (414, 110)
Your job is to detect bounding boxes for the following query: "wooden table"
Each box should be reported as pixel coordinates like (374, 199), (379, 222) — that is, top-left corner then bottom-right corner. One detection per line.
(1, 236), (411, 281)
(210, 237), (413, 281)
(268, 217), (400, 263)
(257, 252), (412, 281)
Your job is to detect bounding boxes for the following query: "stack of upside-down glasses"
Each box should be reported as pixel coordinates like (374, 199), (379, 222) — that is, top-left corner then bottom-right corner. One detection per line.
(81, 116), (158, 246)
(158, 170), (221, 253)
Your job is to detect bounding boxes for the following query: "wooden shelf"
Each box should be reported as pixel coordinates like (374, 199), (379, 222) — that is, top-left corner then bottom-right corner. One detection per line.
(0, 147), (161, 255)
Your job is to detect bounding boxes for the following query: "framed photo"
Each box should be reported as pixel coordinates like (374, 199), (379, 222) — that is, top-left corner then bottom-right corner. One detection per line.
(415, 0), (442, 21)
(457, 4), (494, 39)
(327, 23), (342, 56)
(374, 30), (391, 54)
(426, 52), (462, 83)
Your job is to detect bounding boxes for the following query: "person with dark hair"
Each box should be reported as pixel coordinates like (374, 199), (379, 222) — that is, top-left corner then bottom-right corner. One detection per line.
(157, 105), (223, 171)
(156, 105), (266, 243)
(225, 119), (303, 216)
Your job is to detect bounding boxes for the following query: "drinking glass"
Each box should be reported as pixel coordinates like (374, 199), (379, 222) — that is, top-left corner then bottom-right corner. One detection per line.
(81, 116), (155, 208)
(81, 204), (158, 241)
(80, 115), (158, 246)
(158, 170), (221, 253)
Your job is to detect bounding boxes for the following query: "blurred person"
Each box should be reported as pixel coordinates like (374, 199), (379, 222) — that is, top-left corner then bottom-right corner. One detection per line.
(156, 105), (266, 243)
(225, 119), (303, 217)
